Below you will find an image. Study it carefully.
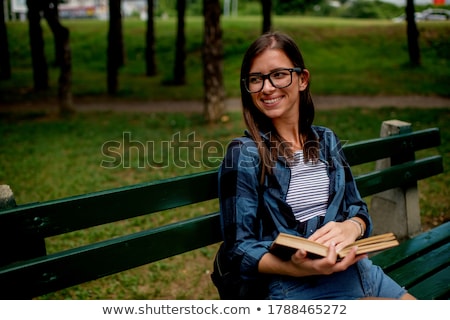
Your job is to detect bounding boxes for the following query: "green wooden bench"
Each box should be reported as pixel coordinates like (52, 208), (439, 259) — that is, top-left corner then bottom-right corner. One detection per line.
(0, 121), (446, 299)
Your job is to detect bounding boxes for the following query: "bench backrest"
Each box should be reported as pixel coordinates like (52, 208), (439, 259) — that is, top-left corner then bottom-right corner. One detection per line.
(0, 127), (442, 298)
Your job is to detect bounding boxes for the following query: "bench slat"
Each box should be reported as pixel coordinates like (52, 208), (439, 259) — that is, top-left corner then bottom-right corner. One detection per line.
(384, 242), (450, 287)
(0, 170), (218, 239)
(355, 156), (443, 197)
(370, 221), (450, 270)
(0, 212), (222, 299)
(343, 128), (440, 166)
(407, 266), (450, 299)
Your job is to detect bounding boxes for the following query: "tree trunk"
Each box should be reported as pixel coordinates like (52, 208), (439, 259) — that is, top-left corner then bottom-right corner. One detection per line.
(146, 0), (157, 76)
(27, 0), (49, 91)
(44, 0), (62, 66)
(43, 1), (74, 114)
(107, 0), (124, 95)
(173, 0), (186, 85)
(203, 0), (225, 123)
(261, 0), (272, 34)
(406, 0), (421, 66)
(0, 2), (11, 80)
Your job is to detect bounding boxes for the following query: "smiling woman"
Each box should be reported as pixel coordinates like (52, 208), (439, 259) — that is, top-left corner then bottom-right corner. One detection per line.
(216, 31), (417, 300)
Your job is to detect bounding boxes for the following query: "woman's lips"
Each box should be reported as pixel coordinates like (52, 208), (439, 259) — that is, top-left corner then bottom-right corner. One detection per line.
(262, 96), (283, 105)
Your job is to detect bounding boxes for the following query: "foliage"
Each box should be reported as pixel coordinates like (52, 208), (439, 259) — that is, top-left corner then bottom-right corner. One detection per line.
(274, 0), (325, 15)
(164, 0), (450, 19)
(338, 0), (401, 19)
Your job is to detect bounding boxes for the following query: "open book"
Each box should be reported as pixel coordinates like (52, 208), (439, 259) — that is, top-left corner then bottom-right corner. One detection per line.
(270, 232), (399, 260)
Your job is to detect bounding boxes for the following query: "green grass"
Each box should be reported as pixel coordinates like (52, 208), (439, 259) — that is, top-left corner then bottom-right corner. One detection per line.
(0, 107), (448, 299)
(1, 16), (449, 104)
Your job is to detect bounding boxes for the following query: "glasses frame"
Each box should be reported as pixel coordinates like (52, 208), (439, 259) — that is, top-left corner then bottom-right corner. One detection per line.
(242, 67), (303, 93)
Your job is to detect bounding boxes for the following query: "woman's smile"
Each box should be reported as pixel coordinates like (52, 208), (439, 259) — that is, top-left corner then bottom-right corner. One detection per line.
(261, 96), (284, 106)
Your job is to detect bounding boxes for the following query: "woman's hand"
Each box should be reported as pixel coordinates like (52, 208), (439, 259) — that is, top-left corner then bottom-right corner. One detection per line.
(259, 243), (367, 278)
(308, 219), (364, 252)
(259, 219), (367, 278)
(290, 243), (367, 276)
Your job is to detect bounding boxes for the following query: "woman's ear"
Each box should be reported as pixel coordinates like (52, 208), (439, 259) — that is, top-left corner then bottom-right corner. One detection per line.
(298, 69), (310, 92)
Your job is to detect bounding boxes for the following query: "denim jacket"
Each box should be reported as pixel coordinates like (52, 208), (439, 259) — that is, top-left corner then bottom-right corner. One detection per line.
(218, 125), (372, 280)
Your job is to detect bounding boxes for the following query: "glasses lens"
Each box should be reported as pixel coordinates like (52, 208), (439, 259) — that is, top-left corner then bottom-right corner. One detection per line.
(269, 70), (292, 89)
(245, 75), (263, 93)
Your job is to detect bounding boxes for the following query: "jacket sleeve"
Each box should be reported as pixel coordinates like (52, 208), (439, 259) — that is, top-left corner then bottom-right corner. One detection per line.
(218, 138), (273, 279)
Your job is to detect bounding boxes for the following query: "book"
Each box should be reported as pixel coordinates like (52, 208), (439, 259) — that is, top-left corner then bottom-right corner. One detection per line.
(270, 232), (399, 260)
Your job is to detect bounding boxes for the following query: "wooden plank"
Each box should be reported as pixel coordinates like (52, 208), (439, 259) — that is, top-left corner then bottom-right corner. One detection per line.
(371, 221), (450, 270)
(0, 170), (218, 239)
(0, 212), (222, 299)
(355, 156), (443, 197)
(343, 128), (440, 166)
(384, 242), (450, 288)
(407, 266), (450, 300)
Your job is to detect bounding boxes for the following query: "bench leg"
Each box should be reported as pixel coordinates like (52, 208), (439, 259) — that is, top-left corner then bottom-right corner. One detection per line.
(369, 120), (422, 239)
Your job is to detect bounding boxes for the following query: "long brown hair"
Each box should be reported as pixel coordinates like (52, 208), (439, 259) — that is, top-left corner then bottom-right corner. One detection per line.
(240, 32), (318, 177)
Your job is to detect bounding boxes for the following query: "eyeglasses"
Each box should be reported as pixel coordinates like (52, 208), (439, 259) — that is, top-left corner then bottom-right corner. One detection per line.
(242, 67), (302, 93)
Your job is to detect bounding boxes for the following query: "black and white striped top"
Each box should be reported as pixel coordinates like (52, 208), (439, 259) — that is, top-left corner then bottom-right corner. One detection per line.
(286, 151), (330, 222)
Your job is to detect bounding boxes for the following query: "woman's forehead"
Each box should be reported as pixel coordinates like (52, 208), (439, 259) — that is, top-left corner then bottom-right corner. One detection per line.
(250, 49), (293, 72)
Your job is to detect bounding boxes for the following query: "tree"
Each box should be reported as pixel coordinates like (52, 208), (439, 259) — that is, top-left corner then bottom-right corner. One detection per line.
(27, 0), (49, 91)
(173, 0), (186, 85)
(262, 0), (272, 33)
(405, 0), (421, 66)
(146, 0), (157, 76)
(0, 1), (11, 80)
(42, 1), (73, 114)
(203, 0), (225, 123)
(25, 1), (73, 114)
(107, 0), (125, 95)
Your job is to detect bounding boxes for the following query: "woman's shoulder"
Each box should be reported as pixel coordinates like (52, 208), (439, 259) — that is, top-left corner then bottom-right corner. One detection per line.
(227, 130), (259, 150)
(311, 125), (343, 147)
(312, 125), (335, 134)
(222, 134), (260, 167)
(226, 135), (259, 160)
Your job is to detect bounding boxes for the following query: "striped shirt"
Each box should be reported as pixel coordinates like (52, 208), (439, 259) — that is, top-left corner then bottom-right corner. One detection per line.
(286, 151), (330, 222)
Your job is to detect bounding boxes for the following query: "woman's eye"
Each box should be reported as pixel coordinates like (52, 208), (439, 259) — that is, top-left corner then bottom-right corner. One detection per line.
(272, 71), (287, 79)
(249, 76), (262, 84)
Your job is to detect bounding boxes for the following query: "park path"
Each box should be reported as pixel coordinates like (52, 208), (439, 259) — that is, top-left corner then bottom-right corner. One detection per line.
(1, 95), (449, 114)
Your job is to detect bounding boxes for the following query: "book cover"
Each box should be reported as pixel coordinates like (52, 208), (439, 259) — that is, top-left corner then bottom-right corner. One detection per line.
(270, 232), (399, 260)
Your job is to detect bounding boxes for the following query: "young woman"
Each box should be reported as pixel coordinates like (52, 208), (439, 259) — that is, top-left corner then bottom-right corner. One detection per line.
(217, 31), (415, 299)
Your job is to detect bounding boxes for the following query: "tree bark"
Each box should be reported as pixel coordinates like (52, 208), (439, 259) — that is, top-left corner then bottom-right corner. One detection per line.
(43, 1), (73, 114)
(262, 0), (272, 34)
(173, 0), (186, 85)
(203, 0), (225, 123)
(44, 0), (62, 66)
(107, 0), (124, 95)
(0, 2), (11, 80)
(146, 0), (157, 76)
(27, 0), (49, 91)
(406, 0), (421, 66)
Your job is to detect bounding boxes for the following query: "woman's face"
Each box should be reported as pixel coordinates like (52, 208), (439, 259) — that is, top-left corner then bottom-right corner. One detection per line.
(248, 49), (309, 123)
